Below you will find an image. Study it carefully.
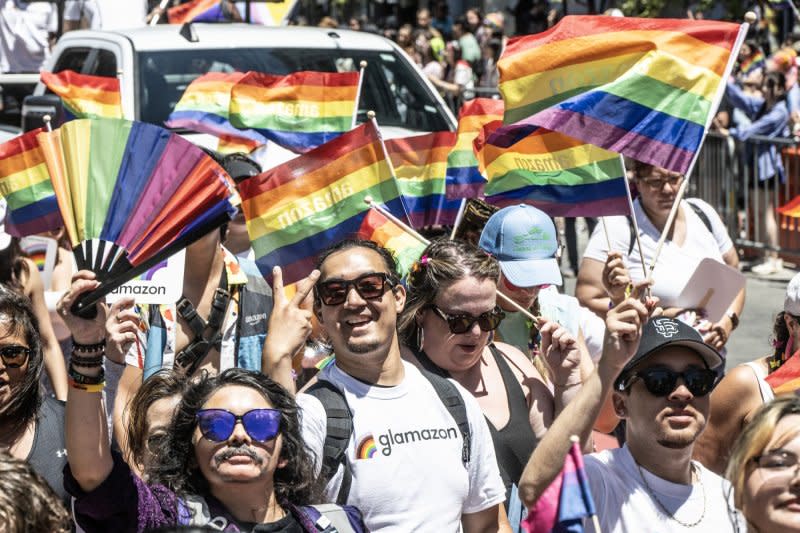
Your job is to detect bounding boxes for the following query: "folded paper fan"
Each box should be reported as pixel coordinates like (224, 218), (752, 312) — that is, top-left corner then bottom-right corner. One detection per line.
(36, 118), (238, 315)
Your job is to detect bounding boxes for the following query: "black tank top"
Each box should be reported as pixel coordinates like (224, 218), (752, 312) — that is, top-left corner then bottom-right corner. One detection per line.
(412, 345), (539, 496)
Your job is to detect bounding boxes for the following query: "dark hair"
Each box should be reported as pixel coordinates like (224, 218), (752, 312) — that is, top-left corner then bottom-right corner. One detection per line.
(0, 288), (43, 435)
(0, 238), (29, 293)
(0, 452), (70, 532)
(314, 239), (400, 280)
(148, 369), (319, 506)
(398, 238), (499, 348)
(127, 369), (192, 472)
(769, 311), (793, 371)
(762, 70), (787, 103)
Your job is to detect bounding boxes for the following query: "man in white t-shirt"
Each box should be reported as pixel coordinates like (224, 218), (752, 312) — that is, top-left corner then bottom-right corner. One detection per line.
(64, 0), (102, 31)
(0, 0), (57, 73)
(263, 240), (509, 532)
(518, 298), (744, 533)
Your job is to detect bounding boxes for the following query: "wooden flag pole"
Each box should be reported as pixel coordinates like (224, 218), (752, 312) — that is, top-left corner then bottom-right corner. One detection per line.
(150, 0), (170, 26)
(43, 114), (53, 132)
(620, 155), (648, 281)
(600, 217), (612, 251)
(351, 61), (368, 129)
(364, 196), (539, 322)
(449, 198), (467, 240)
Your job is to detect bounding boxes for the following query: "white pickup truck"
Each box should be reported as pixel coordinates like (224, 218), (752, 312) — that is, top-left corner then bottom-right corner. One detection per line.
(23, 23), (457, 168)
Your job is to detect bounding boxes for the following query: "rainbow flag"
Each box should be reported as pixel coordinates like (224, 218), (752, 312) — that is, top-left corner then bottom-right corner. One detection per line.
(168, 0), (227, 23)
(235, 0), (298, 25)
(476, 122), (628, 217)
(41, 70), (122, 119)
(164, 72), (266, 151)
(230, 70), (360, 154)
(238, 120), (407, 285)
(523, 440), (596, 533)
(446, 98), (504, 199)
(386, 131), (461, 228)
(499, 16), (746, 174)
(357, 209), (426, 277)
(766, 353), (800, 395)
(0, 130), (62, 237)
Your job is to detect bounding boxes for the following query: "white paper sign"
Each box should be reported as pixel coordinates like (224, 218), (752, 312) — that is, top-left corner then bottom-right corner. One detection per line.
(106, 249), (185, 305)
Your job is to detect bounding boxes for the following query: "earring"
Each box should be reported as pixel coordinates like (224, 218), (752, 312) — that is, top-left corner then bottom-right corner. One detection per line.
(417, 326), (425, 350)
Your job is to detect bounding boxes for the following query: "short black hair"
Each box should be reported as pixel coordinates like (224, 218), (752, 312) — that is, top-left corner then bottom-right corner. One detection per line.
(314, 239), (400, 281)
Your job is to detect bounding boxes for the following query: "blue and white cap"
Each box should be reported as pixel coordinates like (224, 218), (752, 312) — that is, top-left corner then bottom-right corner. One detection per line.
(478, 204), (561, 288)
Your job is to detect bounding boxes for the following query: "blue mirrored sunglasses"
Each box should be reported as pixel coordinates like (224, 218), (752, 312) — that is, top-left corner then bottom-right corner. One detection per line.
(196, 408), (281, 442)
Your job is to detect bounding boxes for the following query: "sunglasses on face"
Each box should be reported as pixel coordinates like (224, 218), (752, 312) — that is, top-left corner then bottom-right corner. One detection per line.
(315, 272), (397, 306)
(639, 174), (683, 189)
(752, 449), (800, 471)
(0, 345), (32, 369)
(619, 366), (718, 397)
(195, 408), (281, 443)
(428, 304), (505, 334)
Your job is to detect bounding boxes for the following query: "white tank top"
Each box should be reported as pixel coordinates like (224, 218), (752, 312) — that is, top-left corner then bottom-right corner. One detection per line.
(744, 361), (775, 402)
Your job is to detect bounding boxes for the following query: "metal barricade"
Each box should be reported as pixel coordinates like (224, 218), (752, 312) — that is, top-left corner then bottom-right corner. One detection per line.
(691, 131), (800, 260)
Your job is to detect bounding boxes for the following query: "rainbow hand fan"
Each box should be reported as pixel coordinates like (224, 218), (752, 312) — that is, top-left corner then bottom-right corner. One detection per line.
(36, 118), (238, 316)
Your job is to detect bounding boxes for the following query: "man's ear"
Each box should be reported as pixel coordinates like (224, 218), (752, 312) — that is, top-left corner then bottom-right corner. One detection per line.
(393, 283), (406, 313)
(612, 391), (628, 419)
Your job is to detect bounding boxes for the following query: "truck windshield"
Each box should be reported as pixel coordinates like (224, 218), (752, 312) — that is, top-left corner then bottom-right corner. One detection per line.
(137, 47), (451, 132)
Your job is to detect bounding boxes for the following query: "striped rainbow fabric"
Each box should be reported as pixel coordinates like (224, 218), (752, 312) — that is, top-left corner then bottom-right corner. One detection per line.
(0, 129), (62, 236)
(357, 208), (426, 277)
(168, 0), (227, 23)
(446, 98), (504, 198)
(476, 122), (628, 216)
(238, 120), (407, 285)
(41, 70), (122, 119)
(386, 131), (462, 228)
(498, 16), (746, 174)
(765, 354), (800, 395)
(164, 72), (266, 152)
(230, 70), (360, 154)
(234, 0), (298, 25)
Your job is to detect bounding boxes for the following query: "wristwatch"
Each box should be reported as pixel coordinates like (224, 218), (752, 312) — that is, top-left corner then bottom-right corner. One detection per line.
(726, 310), (740, 330)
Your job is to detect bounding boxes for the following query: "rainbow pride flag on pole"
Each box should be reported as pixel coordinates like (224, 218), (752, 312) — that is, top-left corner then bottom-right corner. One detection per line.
(446, 98), (504, 199)
(386, 131), (462, 228)
(238, 119), (407, 285)
(168, 0), (228, 23)
(476, 122), (628, 217)
(164, 72), (266, 152)
(0, 129), (62, 236)
(523, 439), (597, 533)
(357, 208), (426, 277)
(766, 352), (800, 395)
(235, 0), (298, 25)
(41, 70), (122, 119)
(230, 70), (360, 154)
(498, 16), (746, 174)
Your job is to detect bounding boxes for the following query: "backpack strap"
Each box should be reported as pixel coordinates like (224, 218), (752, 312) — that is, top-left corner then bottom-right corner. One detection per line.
(418, 368), (472, 466)
(685, 198), (713, 234)
(304, 379), (354, 505)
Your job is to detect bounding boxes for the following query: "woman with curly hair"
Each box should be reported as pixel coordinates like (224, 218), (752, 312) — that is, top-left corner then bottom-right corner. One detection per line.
(695, 272), (800, 474)
(0, 451), (71, 533)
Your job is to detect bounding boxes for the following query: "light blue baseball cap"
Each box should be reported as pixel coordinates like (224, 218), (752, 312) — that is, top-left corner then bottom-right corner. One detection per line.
(478, 205), (562, 288)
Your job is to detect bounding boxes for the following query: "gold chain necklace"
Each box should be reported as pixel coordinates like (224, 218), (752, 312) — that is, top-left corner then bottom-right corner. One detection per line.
(636, 462), (706, 528)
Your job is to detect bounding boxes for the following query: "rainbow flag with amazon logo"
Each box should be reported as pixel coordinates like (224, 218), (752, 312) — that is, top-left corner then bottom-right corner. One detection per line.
(475, 122), (628, 216)
(446, 98), (504, 199)
(0, 129), (62, 236)
(230, 70), (360, 154)
(238, 120), (408, 285)
(499, 16), (746, 174)
(165, 72), (267, 152)
(357, 209), (425, 277)
(41, 70), (122, 119)
(386, 131), (461, 228)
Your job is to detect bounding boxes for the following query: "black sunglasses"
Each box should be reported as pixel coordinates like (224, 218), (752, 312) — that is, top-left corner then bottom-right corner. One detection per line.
(618, 366), (718, 397)
(428, 305), (505, 334)
(196, 408), (282, 443)
(315, 272), (397, 306)
(0, 345), (32, 368)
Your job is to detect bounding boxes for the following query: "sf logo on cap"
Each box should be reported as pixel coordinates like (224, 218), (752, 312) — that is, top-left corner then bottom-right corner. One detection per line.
(653, 318), (679, 338)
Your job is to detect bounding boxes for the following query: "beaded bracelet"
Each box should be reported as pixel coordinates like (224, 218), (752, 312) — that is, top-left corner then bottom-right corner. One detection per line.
(68, 378), (105, 393)
(70, 355), (105, 368)
(68, 364), (105, 385)
(72, 338), (106, 354)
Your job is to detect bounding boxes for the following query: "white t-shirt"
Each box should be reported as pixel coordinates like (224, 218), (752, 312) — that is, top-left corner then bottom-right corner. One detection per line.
(0, 0), (57, 73)
(584, 445), (743, 533)
(582, 199), (733, 308)
(64, 1), (102, 29)
(298, 360), (506, 532)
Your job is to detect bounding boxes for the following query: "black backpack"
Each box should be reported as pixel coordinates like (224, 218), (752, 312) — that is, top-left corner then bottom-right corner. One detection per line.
(305, 370), (472, 504)
(626, 199), (713, 256)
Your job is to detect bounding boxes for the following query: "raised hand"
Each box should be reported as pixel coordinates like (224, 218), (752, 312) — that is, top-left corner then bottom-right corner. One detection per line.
(56, 270), (109, 345)
(264, 266), (320, 366)
(105, 297), (140, 365)
(603, 280), (657, 372)
(602, 251), (631, 305)
(538, 319), (581, 386)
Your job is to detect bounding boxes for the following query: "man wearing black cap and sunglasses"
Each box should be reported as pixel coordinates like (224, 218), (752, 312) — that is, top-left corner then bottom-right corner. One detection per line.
(518, 291), (743, 532)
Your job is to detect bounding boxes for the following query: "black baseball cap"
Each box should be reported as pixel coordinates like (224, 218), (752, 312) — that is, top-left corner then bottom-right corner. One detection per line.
(614, 317), (723, 390)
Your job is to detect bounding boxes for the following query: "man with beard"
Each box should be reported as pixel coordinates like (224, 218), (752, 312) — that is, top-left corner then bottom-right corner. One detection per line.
(264, 240), (510, 532)
(519, 306), (744, 532)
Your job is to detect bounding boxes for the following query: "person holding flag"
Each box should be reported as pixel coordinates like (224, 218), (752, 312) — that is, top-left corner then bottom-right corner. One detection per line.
(519, 286), (744, 532)
(696, 272), (800, 474)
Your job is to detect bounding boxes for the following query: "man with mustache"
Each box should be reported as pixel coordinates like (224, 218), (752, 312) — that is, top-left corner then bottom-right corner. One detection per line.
(57, 274), (365, 532)
(518, 298), (745, 532)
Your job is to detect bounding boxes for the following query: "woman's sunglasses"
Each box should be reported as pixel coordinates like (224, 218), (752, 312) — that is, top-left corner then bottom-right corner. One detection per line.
(618, 367), (718, 397)
(0, 345), (32, 368)
(428, 305), (505, 334)
(196, 408), (281, 443)
(315, 272), (397, 306)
